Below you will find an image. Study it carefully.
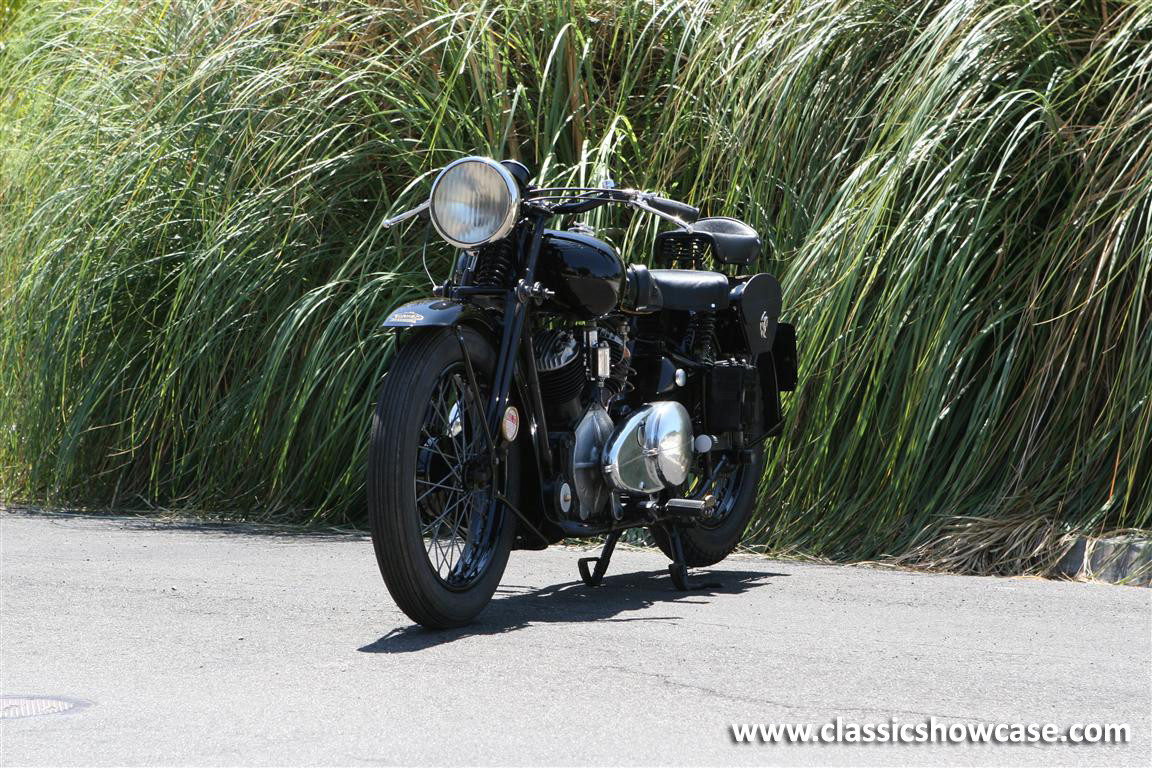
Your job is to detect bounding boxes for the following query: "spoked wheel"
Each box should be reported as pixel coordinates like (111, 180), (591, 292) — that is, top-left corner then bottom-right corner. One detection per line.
(368, 327), (518, 628)
(650, 448), (766, 568)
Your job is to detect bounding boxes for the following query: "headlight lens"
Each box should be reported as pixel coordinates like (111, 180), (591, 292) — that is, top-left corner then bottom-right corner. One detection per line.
(428, 157), (520, 249)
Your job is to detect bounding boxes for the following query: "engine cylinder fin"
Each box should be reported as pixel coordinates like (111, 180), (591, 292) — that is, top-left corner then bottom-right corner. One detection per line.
(533, 329), (585, 404)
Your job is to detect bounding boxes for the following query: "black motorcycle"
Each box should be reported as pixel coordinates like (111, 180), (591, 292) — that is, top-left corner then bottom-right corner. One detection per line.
(368, 157), (796, 628)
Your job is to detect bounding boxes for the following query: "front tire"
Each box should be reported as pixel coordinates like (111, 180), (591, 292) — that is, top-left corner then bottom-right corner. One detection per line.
(368, 327), (517, 629)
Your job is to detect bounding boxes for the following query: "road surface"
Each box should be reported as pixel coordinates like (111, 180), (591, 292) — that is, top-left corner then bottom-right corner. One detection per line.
(2, 511), (1149, 766)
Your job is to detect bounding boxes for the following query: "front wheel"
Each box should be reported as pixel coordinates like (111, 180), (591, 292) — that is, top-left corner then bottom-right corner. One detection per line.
(650, 448), (766, 567)
(368, 327), (517, 629)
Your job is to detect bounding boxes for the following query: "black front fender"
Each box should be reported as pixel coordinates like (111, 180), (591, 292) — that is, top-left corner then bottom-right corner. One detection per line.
(382, 298), (495, 333)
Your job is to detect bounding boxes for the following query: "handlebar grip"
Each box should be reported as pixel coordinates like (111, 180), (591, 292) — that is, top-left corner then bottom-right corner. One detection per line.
(647, 195), (700, 224)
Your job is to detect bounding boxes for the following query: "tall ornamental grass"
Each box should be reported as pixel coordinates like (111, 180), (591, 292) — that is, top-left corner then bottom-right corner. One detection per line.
(0, 0), (23, 32)
(1, 0), (1148, 572)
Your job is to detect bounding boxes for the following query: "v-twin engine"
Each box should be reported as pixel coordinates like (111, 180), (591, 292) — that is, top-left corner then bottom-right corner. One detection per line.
(534, 325), (693, 521)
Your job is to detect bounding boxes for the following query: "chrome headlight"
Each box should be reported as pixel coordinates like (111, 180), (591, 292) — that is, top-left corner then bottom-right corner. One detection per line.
(428, 157), (520, 249)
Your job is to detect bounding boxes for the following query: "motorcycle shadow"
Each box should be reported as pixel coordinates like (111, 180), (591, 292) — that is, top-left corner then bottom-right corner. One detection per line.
(359, 567), (786, 653)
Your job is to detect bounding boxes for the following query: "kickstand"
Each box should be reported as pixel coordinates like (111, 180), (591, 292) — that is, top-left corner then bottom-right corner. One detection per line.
(665, 524), (691, 591)
(578, 531), (622, 587)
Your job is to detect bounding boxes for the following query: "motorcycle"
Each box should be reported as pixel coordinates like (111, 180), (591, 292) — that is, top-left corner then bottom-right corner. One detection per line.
(368, 157), (797, 628)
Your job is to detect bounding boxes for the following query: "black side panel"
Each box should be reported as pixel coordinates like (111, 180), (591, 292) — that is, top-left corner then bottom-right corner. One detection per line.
(757, 353), (784, 436)
(707, 363), (747, 432)
(772, 323), (798, 391)
(728, 273), (783, 355)
(707, 360), (763, 436)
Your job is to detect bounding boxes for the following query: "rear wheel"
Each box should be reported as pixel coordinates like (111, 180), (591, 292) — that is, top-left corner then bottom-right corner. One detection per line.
(368, 327), (517, 628)
(650, 448), (766, 567)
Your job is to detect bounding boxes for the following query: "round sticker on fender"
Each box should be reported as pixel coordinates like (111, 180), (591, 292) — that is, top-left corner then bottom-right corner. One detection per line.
(501, 406), (520, 442)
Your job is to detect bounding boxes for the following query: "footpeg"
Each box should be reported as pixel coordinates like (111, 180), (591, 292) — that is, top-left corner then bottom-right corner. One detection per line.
(663, 494), (716, 520)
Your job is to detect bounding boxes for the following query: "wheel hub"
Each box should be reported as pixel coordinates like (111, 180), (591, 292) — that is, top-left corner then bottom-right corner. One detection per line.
(462, 457), (494, 489)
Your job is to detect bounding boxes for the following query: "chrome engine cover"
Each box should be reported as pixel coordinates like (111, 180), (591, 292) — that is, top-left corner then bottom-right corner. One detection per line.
(601, 401), (693, 494)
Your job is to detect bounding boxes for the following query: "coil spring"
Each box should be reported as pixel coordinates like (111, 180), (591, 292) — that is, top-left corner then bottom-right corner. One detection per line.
(685, 313), (717, 364)
(658, 233), (710, 269)
(473, 239), (517, 287)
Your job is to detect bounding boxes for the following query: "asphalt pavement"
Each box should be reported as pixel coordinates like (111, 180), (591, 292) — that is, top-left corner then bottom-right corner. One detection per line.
(2, 511), (1149, 766)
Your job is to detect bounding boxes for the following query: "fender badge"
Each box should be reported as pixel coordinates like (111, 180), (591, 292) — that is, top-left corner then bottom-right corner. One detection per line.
(759, 311), (771, 339)
(501, 406), (520, 442)
(389, 311), (424, 323)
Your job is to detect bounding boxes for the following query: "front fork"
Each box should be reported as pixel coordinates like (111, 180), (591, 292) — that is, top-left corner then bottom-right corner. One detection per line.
(450, 216), (555, 545)
(441, 215), (548, 460)
(486, 216), (555, 475)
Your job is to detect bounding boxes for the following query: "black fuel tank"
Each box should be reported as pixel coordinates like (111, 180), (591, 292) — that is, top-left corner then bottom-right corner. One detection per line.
(537, 230), (625, 319)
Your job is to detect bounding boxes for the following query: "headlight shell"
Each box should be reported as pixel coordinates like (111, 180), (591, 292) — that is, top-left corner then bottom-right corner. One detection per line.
(429, 157), (520, 249)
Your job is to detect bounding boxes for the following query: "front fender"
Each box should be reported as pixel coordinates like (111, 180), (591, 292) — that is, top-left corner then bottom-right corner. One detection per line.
(382, 298), (464, 328)
(382, 298), (495, 333)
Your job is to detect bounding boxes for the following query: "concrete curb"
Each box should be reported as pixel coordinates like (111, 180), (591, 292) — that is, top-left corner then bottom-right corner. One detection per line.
(1052, 534), (1152, 587)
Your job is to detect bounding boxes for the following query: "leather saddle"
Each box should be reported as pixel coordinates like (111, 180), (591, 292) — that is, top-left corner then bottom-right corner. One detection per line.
(627, 217), (762, 312)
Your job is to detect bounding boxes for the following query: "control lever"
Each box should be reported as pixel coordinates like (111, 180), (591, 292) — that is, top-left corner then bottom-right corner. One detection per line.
(380, 200), (430, 229)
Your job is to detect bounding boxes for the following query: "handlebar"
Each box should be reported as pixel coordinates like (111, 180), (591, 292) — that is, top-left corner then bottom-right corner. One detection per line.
(545, 188), (628, 216)
(645, 195), (700, 224)
(533, 187), (699, 228)
(382, 183), (701, 231)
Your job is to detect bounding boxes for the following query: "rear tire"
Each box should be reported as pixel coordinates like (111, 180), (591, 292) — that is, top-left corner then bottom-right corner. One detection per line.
(368, 327), (517, 629)
(650, 448), (766, 567)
